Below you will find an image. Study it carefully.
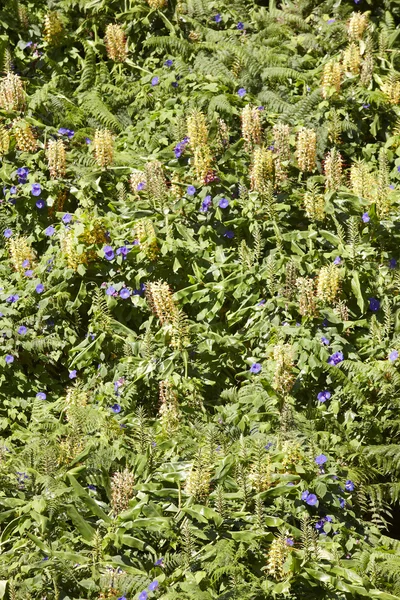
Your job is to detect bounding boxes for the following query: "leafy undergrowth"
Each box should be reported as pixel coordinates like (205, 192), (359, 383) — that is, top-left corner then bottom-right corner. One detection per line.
(1, 0), (400, 598)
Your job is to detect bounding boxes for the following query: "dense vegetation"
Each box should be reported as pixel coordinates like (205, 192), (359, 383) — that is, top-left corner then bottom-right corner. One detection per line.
(1, 0), (400, 597)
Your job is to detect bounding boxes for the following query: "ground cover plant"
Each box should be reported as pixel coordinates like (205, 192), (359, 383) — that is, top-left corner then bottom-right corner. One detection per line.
(1, 0), (400, 597)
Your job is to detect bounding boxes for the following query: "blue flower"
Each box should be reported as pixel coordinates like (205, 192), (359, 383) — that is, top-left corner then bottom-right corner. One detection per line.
(250, 362), (262, 374)
(58, 128), (74, 138)
(362, 212), (370, 223)
(302, 491), (318, 506)
(214, 13), (222, 22)
(389, 258), (397, 269)
(321, 336), (330, 346)
(238, 88), (246, 98)
(10, 186), (17, 195)
(36, 392), (47, 400)
(317, 390), (331, 402)
(6, 294), (19, 303)
(120, 287), (131, 299)
(139, 592), (148, 600)
(18, 326), (27, 335)
(171, 81), (178, 88)
(285, 537), (294, 546)
(36, 199), (46, 209)
(35, 283), (44, 293)
(237, 22), (244, 30)
(315, 454), (328, 465)
(151, 76), (159, 86)
(339, 497), (346, 508)
(389, 350), (399, 362)
(333, 256), (341, 265)
(155, 557), (164, 566)
(224, 230), (234, 238)
(31, 183), (41, 196)
(103, 245), (114, 260)
(369, 297), (380, 312)
(69, 370), (77, 379)
(148, 581), (159, 592)
(111, 403), (121, 413)
(200, 196), (212, 213)
(16, 166), (29, 183)
(62, 213), (72, 224)
(85, 137), (91, 144)
(4, 229), (12, 238)
(345, 480), (355, 492)
(187, 185), (196, 196)
(24, 270), (33, 277)
(116, 246), (129, 258)
(106, 286), (116, 296)
(88, 484), (97, 491)
(164, 59), (173, 67)
(44, 226), (55, 237)
(5, 355), (14, 364)
(218, 198), (229, 209)
(137, 182), (145, 191)
(327, 18), (335, 24)
(327, 351), (343, 366)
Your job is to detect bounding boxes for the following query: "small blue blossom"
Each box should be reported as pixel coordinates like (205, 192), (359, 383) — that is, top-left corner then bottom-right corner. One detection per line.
(151, 76), (159, 86)
(339, 497), (346, 508)
(218, 198), (229, 209)
(69, 370), (77, 379)
(200, 195), (212, 213)
(148, 581), (159, 592)
(214, 14), (222, 23)
(389, 350), (399, 362)
(6, 294), (19, 303)
(333, 256), (341, 265)
(44, 226), (55, 237)
(36, 199), (46, 209)
(172, 81), (178, 88)
(9, 186), (17, 195)
(369, 297), (380, 312)
(327, 351), (343, 366)
(62, 213), (72, 224)
(85, 137), (91, 144)
(224, 230), (234, 239)
(4, 229), (12, 238)
(285, 537), (294, 546)
(120, 287), (131, 299)
(237, 22), (244, 30)
(302, 491), (318, 506)
(317, 390), (331, 403)
(106, 286), (116, 296)
(35, 283), (44, 294)
(345, 480), (355, 492)
(238, 88), (246, 98)
(36, 392), (47, 400)
(250, 362), (262, 374)
(103, 245), (114, 260)
(18, 326), (28, 335)
(31, 183), (41, 196)
(321, 336), (330, 346)
(164, 59), (173, 67)
(187, 185), (196, 196)
(362, 212), (370, 223)
(327, 18), (335, 24)
(111, 403), (121, 414)
(139, 592), (148, 600)
(5, 355), (14, 364)
(24, 270), (33, 277)
(315, 454), (328, 465)
(389, 258), (397, 269)
(88, 484), (97, 491)
(137, 182), (146, 191)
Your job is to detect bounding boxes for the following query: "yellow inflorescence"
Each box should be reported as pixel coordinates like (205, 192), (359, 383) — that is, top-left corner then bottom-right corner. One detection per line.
(43, 11), (63, 45)
(145, 160), (168, 207)
(350, 161), (377, 201)
(241, 104), (262, 151)
(147, 0), (167, 8)
(347, 12), (368, 40)
(159, 380), (180, 434)
(381, 76), (400, 105)
(111, 469), (135, 515)
(184, 464), (211, 501)
(266, 536), (290, 581)
(8, 236), (35, 273)
(13, 120), (37, 152)
(316, 264), (341, 304)
(93, 129), (114, 168)
(0, 73), (25, 112)
(47, 139), (66, 178)
(296, 277), (317, 317)
(0, 127), (10, 156)
(104, 24), (127, 62)
(324, 148), (342, 191)
(321, 60), (342, 98)
(145, 280), (189, 349)
(250, 147), (274, 193)
(296, 127), (316, 172)
(60, 229), (84, 271)
(135, 218), (159, 260)
(273, 344), (294, 395)
(187, 110), (213, 181)
(342, 42), (361, 75)
(304, 187), (325, 221)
